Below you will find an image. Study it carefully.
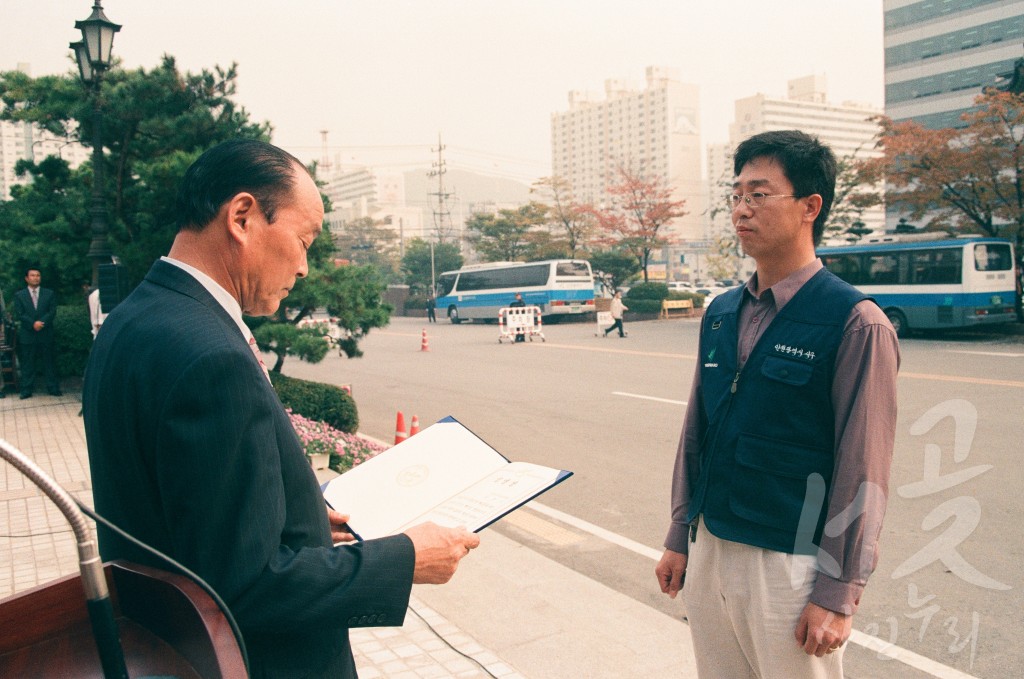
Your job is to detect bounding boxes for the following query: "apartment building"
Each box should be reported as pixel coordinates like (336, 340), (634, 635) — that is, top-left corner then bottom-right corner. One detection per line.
(1, 118), (89, 200)
(550, 66), (703, 243)
(708, 75), (884, 241)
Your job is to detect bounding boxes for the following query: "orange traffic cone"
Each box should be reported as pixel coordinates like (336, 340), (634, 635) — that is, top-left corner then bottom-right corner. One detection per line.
(394, 411), (408, 444)
(409, 415), (420, 437)
(420, 328), (430, 352)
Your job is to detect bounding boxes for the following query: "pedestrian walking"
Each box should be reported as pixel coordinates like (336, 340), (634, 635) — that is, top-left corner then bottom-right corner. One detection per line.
(603, 291), (628, 338)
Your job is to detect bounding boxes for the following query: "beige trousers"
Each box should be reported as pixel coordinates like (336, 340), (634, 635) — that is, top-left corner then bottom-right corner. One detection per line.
(683, 521), (845, 679)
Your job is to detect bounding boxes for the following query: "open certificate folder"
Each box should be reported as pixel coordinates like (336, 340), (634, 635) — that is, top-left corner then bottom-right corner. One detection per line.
(322, 416), (572, 540)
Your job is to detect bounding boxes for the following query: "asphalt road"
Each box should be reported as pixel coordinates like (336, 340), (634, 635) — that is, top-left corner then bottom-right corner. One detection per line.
(285, 315), (1024, 679)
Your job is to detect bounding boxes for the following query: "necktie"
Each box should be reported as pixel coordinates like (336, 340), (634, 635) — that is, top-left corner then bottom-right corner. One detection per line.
(248, 335), (272, 383)
(31, 288), (38, 309)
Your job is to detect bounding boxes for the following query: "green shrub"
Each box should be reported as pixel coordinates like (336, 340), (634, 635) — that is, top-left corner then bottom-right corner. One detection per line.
(666, 291), (703, 303)
(54, 304), (92, 378)
(625, 282), (669, 300)
(404, 294), (428, 311)
(625, 299), (664, 314)
(270, 372), (359, 433)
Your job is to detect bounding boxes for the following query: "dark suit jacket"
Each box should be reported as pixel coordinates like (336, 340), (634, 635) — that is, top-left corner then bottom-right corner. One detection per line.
(13, 286), (56, 345)
(83, 259), (416, 679)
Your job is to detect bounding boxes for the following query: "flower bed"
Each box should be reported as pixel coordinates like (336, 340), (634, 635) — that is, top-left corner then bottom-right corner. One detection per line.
(287, 409), (387, 473)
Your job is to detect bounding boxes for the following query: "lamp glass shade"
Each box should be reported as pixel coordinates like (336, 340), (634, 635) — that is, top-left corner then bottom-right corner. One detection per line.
(75, 3), (121, 68)
(70, 41), (94, 84)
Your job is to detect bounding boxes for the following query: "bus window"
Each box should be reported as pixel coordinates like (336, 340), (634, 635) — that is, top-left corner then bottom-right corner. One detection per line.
(821, 254), (863, 285)
(974, 243), (1013, 271)
(910, 251), (931, 284)
(556, 261), (591, 277)
(437, 273), (457, 297)
(866, 254), (899, 285)
(931, 249), (962, 284)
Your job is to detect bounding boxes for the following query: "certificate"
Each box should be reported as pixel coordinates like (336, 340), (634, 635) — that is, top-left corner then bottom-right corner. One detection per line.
(322, 416), (572, 540)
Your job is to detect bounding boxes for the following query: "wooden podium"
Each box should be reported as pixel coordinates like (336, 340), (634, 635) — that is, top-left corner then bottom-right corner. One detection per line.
(0, 560), (247, 678)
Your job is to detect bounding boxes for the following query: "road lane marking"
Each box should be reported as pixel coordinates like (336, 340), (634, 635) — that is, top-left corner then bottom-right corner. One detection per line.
(525, 500), (981, 679)
(847, 630), (981, 679)
(526, 502), (665, 561)
(946, 349), (1024, 358)
(536, 341), (695, 360)
(901, 371), (1024, 389)
(613, 391), (687, 406)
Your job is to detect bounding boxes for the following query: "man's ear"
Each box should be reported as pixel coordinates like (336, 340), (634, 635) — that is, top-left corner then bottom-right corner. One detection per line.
(225, 192), (258, 245)
(803, 194), (823, 225)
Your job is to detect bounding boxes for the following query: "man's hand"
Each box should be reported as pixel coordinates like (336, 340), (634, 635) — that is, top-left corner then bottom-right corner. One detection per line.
(404, 522), (480, 584)
(655, 549), (688, 599)
(33, 321), (44, 331)
(794, 602), (851, 657)
(327, 509), (356, 544)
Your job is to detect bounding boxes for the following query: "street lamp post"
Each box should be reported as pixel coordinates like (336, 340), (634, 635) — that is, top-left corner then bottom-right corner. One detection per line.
(70, 1), (121, 288)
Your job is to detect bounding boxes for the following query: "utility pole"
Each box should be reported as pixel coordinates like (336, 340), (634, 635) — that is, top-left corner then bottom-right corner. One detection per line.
(428, 133), (454, 243)
(319, 129), (332, 177)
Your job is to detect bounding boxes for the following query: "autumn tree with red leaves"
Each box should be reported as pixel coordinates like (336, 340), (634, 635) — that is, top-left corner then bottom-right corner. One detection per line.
(860, 90), (1024, 251)
(531, 175), (595, 258)
(586, 165), (688, 282)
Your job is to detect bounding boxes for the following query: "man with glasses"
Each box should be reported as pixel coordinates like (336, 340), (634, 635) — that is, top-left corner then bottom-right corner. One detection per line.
(655, 130), (899, 678)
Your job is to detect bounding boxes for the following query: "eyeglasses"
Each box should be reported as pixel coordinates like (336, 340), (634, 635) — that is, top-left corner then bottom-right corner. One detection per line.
(729, 192), (798, 208)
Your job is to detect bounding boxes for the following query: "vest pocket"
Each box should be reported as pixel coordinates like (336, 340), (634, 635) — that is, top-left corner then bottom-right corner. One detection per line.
(760, 355), (814, 386)
(729, 433), (832, 530)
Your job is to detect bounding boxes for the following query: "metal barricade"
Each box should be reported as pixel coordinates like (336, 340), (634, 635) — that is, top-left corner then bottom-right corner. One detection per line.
(498, 306), (545, 343)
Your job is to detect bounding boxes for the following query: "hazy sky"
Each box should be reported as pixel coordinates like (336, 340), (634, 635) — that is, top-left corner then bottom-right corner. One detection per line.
(2, 1), (884, 184)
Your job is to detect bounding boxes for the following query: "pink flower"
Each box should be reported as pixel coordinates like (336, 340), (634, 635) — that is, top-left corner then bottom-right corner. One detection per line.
(286, 409), (386, 473)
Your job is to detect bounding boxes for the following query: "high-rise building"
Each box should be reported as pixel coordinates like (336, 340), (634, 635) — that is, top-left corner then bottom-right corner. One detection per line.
(550, 66), (703, 244)
(884, 0), (1024, 129)
(0, 118), (89, 200)
(1, 64), (89, 201)
(320, 165), (425, 238)
(707, 75), (884, 242)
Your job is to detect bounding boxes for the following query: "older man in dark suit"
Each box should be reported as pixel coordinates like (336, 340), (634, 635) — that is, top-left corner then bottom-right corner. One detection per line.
(13, 267), (61, 398)
(83, 139), (479, 679)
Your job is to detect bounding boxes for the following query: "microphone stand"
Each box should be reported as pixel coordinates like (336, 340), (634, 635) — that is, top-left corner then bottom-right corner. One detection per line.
(0, 438), (129, 679)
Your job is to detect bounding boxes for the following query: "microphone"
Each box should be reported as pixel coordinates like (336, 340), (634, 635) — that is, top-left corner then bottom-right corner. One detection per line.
(0, 438), (129, 679)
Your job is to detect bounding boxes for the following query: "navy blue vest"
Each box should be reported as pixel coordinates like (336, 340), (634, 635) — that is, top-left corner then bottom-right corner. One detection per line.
(688, 269), (867, 555)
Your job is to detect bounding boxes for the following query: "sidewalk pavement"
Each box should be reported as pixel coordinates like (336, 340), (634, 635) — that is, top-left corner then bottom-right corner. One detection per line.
(0, 393), (697, 678)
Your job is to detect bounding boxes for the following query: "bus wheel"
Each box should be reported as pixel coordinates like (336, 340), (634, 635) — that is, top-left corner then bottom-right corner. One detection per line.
(885, 309), (908, 338)
(448, 307), (462, 324)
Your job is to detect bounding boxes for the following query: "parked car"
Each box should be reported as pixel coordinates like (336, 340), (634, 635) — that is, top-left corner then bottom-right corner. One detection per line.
(667, 281), (695, 291)
(695, 286), (729, 306)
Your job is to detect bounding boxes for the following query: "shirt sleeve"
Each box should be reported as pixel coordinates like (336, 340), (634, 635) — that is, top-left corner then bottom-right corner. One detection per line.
(810, 299), (900, 614)
(664, 320), (707, 555)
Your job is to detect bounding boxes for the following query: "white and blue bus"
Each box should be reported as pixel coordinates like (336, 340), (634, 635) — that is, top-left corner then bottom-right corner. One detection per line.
(817, 235), (1018, 337)
(436, 259), (595, 323)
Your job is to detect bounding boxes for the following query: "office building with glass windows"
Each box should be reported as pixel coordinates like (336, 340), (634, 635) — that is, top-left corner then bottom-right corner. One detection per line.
(884, 0), (1024, 129)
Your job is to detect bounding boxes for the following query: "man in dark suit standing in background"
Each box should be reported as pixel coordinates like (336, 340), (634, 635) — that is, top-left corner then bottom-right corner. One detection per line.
(13, 267), (61, 399)
(83, 139), (479, 679)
